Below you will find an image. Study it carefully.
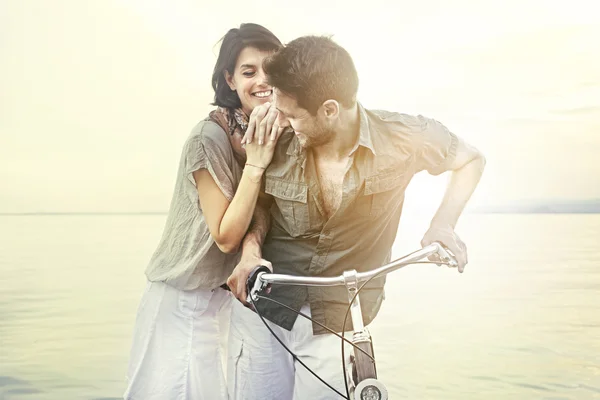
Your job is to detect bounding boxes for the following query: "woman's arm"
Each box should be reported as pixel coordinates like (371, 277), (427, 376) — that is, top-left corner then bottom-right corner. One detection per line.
(193, 165), (265, 253)
(194, 104), (280, 254)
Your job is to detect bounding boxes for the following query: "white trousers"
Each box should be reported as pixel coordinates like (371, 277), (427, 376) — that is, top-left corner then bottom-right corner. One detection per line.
(227, 299), (350, 400)
(124, 281), (232, 400)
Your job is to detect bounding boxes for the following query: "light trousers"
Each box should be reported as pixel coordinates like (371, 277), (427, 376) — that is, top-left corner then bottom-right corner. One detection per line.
(227, 299), (350, 400)
(124, 281), (232, 400)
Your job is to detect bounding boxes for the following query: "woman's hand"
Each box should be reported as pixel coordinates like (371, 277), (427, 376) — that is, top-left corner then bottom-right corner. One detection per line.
(243, 103), (285, 169)
(242, 103), (284, 147)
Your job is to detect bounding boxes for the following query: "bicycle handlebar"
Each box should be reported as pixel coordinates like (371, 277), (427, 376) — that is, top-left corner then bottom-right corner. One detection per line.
(247, 242), (457, 303)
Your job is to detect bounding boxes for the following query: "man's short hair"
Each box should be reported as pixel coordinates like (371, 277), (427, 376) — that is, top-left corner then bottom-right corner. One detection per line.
(264, 36), (359, 115)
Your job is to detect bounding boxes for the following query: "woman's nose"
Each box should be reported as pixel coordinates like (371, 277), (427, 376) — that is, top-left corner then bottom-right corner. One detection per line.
(256, 69), (267, 86)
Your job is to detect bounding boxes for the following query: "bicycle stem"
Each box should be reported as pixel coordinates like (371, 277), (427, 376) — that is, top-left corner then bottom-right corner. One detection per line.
(343, 270), (368, 341)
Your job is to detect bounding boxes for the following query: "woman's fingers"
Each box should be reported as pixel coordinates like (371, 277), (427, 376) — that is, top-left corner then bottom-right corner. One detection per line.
(256, 105), (278, 145)
(243, 103), (270, 145)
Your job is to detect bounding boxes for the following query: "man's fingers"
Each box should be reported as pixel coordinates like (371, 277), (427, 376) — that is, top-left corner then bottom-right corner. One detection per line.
(227, 272), (246, 304)
(227, 259), (273, 306)
(240, 287), (249, 305)
(227, 275), (239, 297)
(421, 228), (469, 273)
(458, 239), (468, 266)
(444, 239), (467, 273)
(443, 239), (460, 260)
(456, 246), (468, 273)
(450, 235), (468, 272)
(263, 260), (273, 272)
(226, 274), (234, 291)
(231, 275), (248, 305)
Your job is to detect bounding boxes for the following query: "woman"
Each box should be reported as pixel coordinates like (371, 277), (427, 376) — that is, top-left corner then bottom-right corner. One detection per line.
(123, 23), (283, 400)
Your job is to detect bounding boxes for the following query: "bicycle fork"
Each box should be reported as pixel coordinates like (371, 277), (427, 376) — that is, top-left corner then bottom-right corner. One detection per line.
(343, 270), (389, 400)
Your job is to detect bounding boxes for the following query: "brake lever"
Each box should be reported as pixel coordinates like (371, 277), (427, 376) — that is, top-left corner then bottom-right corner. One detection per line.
(246, 265), (271, 304)
(433, 242), (459, 269)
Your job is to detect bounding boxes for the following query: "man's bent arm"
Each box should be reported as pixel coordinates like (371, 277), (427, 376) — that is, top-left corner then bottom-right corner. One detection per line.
(240, 194), (271, 258)
(422, 138), (486, 271)
(227, 192), (273, 303)
(431, 139), (486, 229)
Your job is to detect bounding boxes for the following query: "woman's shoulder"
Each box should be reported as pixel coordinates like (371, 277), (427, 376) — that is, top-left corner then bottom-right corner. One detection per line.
(188, 118), (228, 143)
(181, 118), (234, 158)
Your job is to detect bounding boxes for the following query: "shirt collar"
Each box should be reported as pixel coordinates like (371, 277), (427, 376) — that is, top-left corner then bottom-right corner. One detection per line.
(285, 129), (307, 169)
(285, 102), (377, 163)
(353, 102), (377, 156)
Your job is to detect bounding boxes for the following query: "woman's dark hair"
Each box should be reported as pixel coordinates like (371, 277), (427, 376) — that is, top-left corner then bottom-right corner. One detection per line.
(212, 23), (283, 109)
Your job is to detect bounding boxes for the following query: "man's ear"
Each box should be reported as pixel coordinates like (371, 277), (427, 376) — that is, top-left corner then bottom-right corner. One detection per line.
(321, 99), (340, 119)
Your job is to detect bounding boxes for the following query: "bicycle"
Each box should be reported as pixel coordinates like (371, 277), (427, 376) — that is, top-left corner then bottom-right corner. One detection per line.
(246, 241), (459, 400)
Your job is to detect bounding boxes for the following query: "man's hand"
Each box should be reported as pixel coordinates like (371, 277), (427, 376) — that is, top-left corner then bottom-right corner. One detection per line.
(227, 253), (273, 306)
(421, 224), (468, 273)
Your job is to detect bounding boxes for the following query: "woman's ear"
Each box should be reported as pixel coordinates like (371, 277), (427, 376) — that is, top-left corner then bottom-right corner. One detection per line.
(224, 70), (236, 91)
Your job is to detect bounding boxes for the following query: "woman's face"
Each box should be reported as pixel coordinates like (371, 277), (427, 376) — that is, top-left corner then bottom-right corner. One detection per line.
(225, 46), (274, 117)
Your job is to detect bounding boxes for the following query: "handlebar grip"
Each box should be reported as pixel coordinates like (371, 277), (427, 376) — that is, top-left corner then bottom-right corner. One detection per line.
(246, 265), (271, 301)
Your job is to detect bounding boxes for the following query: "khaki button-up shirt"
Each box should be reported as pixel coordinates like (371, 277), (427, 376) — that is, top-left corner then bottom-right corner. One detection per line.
(258, 104), (458, 334)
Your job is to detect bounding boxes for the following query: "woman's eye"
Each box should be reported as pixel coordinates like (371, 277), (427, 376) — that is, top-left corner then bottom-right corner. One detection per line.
(242, 71), (255, 77)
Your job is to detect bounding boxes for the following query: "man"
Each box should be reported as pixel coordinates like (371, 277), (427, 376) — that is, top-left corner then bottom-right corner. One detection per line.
(226, 35), (486, 399)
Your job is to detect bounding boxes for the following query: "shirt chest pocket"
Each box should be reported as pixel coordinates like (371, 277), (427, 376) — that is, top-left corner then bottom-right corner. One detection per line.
(265, 177), (311, 237)
(355, 169), (410, 218)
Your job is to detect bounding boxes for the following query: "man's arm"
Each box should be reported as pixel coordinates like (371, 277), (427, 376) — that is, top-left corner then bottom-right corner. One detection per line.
(226, 191), (274, 304)
(421, 137), (486, 272)
(430, 139), (486, 229)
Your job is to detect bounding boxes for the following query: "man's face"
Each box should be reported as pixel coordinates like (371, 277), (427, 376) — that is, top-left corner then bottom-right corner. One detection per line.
(273, 89), (334, 149)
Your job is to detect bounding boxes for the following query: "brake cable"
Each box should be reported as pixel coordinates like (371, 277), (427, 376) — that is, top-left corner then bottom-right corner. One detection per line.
(252, 259), (452, 399)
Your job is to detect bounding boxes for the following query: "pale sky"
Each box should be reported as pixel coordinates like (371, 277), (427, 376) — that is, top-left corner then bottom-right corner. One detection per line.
(1, 0), (599, 213)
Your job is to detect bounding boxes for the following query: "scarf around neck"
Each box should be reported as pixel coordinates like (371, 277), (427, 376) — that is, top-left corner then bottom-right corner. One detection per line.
(209, 107), (249, 138)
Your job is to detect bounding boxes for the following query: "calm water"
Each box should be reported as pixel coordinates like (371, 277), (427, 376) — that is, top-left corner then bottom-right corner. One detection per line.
(1, 214), (599, 399)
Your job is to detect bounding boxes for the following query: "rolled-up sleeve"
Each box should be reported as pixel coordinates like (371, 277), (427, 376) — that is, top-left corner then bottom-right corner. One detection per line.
(414, 115), (459, 175)
(184, 123), (236, 201)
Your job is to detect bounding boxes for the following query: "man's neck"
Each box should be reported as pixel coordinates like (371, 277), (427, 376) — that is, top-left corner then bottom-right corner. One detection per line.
(312, 103), (360, 162)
